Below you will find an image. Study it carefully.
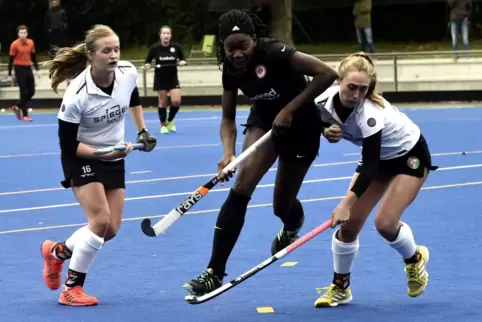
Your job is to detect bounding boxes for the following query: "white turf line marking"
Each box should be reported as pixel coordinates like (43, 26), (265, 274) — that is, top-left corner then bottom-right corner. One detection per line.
(0, 160), (359, 196)
(129, 171), (152, 175)
(5, 146), (479, 159)
(0, 180), (480, 235)
(0, 160), (481, 198)
(0, 115), (250, 130)
(0, 176), (353, 214)
(0, 163), (480, 214)
(0, 142), (244, 159)
(344, 150), (482, 157)
(0, 134), (477, 158)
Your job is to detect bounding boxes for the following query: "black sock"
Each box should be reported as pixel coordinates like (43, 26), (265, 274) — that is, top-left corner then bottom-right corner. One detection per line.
(168, 105), (180, 122)
(158, 107), (167, 124)
(53, 242), (72, 260)
(333, 272), (350, 290)
(207, 189), (251, 279)
(65, 269), (86, 288)
(277, 199), (304, 231)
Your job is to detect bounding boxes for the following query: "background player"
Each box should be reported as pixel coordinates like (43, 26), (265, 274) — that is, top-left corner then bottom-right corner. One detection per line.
(8, 25), (39, 122)
(40, 24), (157, 307)
(144, 25), (186, 134)
(313, 52), (436, 308)
(183, 9), (338, 297)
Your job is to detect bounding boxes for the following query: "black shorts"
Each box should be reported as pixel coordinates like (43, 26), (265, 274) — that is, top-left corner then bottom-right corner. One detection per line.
(241, 104), (322, 163)
(153, 73), (180, 91)
(60, 156), (126, 190)
(356, 134), (438, 178)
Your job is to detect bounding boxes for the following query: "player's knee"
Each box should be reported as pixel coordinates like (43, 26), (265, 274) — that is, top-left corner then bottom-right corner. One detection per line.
(104, 224), (120, 242)
(338, 225), (360, 243)
(375, 214), (400, 241)
(158, 97), (168, 106)
(87, 208), (112, 235)
(232, 179), (256, 197)
(231, 163), (262, 196)
(171, 99), (181, 106)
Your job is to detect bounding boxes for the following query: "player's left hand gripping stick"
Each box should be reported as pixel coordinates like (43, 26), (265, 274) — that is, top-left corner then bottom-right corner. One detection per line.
(141, 130), (273, 237)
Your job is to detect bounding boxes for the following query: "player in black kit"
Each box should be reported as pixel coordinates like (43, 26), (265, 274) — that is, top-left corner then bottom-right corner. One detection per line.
(183, 9), (338, 296)
(144, 25), (186, 134)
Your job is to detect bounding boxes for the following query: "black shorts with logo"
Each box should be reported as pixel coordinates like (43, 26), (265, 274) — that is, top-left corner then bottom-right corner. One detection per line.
(241, 103), (322, 163)
(153, 73), (180, 91)
(60, 156), (126, 190)
(356, 134), (438, 178)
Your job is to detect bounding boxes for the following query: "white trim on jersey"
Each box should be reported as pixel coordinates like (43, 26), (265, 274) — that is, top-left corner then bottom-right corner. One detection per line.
(315, 85), (421, 160)
(58, 60), (138, 150)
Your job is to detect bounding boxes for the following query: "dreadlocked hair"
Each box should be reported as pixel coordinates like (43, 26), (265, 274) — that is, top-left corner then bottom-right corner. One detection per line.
(216, 9), (268, 70)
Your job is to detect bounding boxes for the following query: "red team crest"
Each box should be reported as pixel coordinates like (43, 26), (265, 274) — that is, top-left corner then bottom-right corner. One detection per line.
(255, 65), (266, 78)
(407, 156), (420, 169)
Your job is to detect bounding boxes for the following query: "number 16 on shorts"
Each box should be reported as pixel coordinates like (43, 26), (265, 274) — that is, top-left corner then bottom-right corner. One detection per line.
(81, 165), (95, 178)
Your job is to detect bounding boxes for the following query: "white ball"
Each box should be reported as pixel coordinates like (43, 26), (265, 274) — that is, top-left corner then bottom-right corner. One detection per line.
(0, 109), (5, 113)
(28, 108), (33, 112)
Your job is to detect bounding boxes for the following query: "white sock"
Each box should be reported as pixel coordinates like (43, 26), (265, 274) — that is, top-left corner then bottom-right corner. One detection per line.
(65, 225), (88, 251)
(332, 229), (359, 274)
(386, 222), (417, 260)
(68, 228), (104, 274)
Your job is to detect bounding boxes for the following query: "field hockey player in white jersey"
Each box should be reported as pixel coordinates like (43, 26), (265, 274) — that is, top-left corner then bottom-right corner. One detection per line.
(40, 24), (157, 307)
(313, 52), (437, 308)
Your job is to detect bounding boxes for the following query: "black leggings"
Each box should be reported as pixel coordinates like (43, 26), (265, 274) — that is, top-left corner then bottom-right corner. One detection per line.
(14, 66), (35, 116)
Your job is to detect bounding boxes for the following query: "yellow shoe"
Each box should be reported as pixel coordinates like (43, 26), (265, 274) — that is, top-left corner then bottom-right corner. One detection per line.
(314, 284), (352, 308)
(160, 125), (168, 134)
(167, 120), (176, 132)
(405, 245), (429, 297)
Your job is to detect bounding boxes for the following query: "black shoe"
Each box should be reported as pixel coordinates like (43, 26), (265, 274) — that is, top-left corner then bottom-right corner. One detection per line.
(183, 268), (223, 296)
(270, 214), (305, 255)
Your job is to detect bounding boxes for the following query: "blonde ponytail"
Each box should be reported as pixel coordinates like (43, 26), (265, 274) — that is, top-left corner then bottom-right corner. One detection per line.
(44, 43), (88, 93)
(43, 24), (117, 93)
(367, 88), (384, 107)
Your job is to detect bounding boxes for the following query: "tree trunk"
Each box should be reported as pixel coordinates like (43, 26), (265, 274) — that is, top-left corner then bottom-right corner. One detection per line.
(266, 0), (293, 46)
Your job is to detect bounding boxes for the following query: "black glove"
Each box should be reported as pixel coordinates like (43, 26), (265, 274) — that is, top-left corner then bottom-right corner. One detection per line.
(137, 128), (157, 152)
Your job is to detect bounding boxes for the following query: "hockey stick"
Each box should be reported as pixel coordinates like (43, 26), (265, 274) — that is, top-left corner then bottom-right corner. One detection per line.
(93, 143), (145, 155)
(185, 218), (334, 304)
(141, 130), (273, 237)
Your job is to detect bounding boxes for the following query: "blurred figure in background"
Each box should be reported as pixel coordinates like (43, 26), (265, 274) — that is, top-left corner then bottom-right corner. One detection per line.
(144, 26), (186, 134)
(353, 0), (375, 58)
(45, 0), (68, 58)
(448, 0), (471, 58)
(8, 25), (39, 122)
(249, 0), (272, 36)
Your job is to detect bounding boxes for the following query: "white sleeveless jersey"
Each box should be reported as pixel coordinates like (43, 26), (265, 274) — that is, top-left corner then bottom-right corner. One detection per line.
(57, 60), (138, 149)
(314, 86), (420, 160)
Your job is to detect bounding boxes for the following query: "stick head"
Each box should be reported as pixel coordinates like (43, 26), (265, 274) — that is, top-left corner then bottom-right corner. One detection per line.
(185, 294), (200, 304)
(141, 218), (157, 237)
